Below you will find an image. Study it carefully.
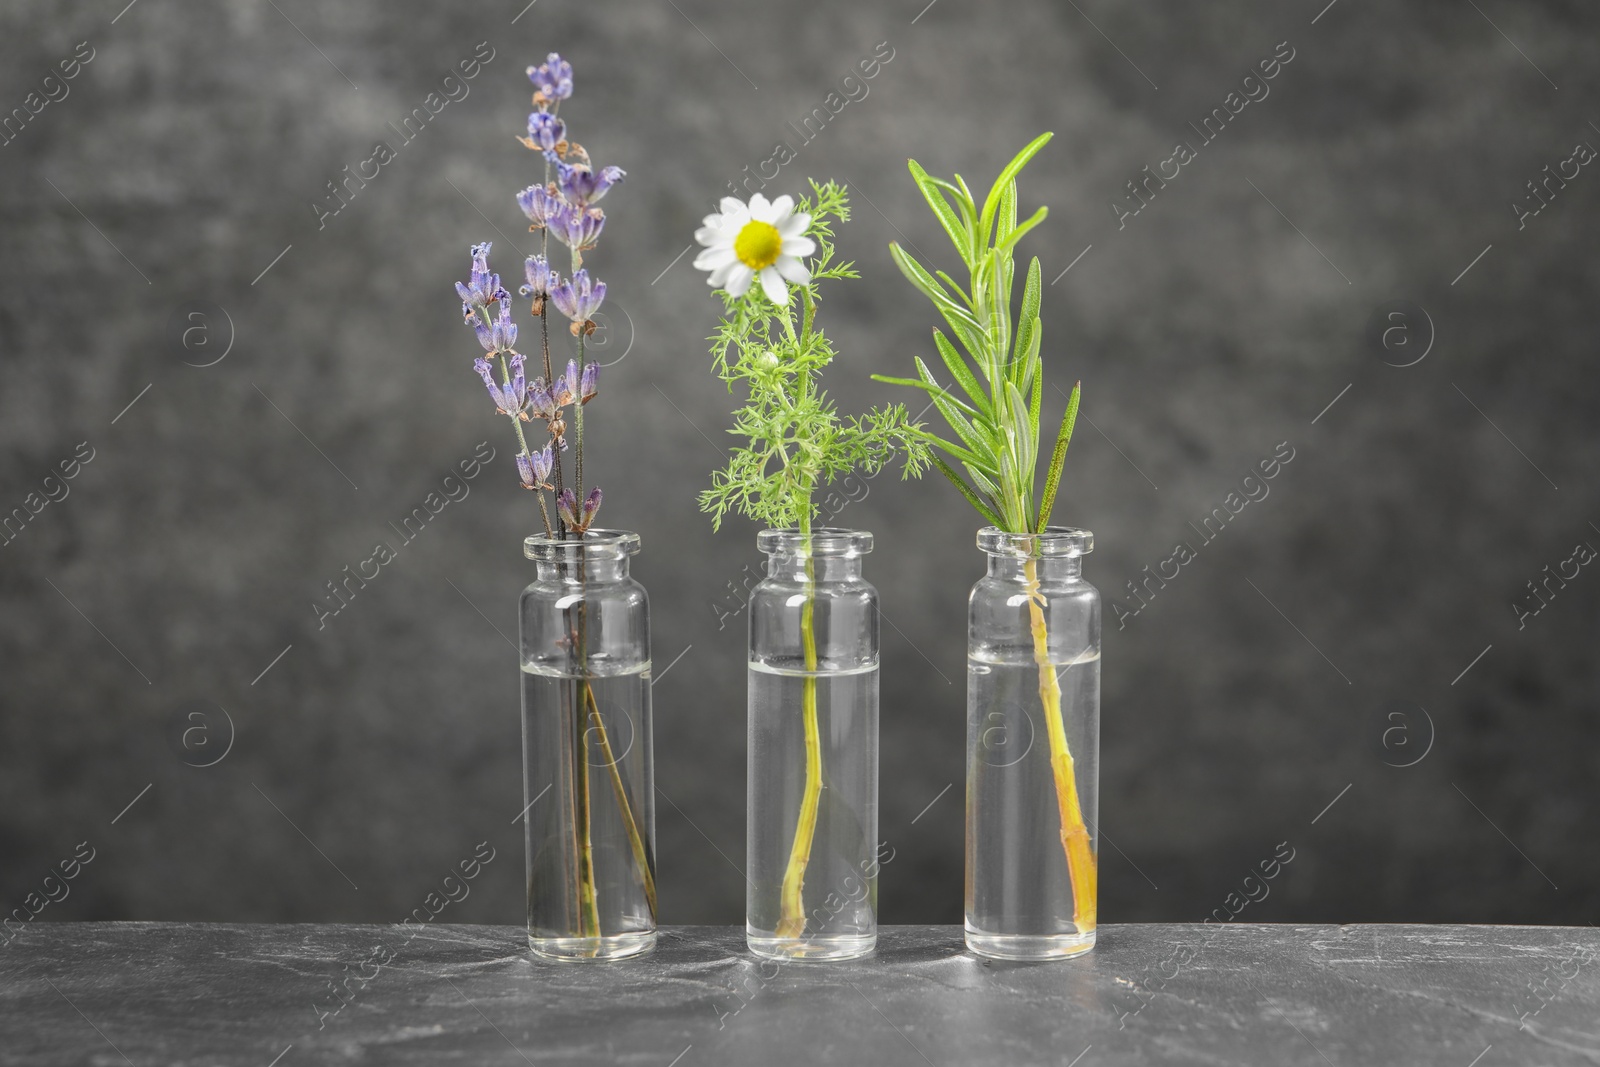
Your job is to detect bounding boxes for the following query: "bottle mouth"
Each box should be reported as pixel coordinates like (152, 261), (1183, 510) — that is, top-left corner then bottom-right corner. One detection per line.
(756, 527), (874, 558)
(976, 526), (1092, 558)
(524, 528), (641, 561)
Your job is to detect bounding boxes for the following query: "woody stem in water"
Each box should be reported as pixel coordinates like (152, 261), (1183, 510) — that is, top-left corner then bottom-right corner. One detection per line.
(1023, 555), (1097, 934)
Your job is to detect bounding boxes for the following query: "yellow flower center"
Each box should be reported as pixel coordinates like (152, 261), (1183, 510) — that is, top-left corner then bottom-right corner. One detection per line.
(733, 219), (783, 270)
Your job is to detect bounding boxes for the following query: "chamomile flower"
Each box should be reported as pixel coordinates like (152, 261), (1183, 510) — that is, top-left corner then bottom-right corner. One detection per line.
(693, 193), (815, 305)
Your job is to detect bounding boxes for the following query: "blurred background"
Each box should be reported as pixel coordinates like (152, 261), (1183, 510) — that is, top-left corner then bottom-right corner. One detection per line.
(1, 0), (1595, 932)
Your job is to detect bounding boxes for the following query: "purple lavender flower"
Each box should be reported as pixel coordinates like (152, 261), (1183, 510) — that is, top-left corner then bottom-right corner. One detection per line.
(523, 111), (566, 154)
(454, 242), (504, 320)
(473, 296), (519, 353)
(506, 353), (527, 416)
(556, 486), (600, 530)
(521, 254), (556, 299)
(473, 354), (527, 416)
(548, 203), (605, 252)
(527, 377), (558, 420)
(556, 163), (625, 208)
(516, 184), (562, 229)
(580, 361), (599, 404)
(550, 269), (606, 325)
(516, 444), (554, 490)
(528, 53), (573, 102)
(531, 444), (554, 484)
(551, 359), (580, 407)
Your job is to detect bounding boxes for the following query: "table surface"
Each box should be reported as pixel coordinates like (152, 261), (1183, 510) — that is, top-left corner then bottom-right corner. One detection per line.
(2, 923), (1596, 1066)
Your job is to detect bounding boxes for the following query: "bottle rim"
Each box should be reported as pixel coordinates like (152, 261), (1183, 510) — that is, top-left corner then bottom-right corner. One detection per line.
(976, 525), (1093, 558)
(756, 527), (873, 558)
(524, 528), (641, 561)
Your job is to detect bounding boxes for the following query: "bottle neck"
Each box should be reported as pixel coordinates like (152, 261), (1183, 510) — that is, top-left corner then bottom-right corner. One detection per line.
(987, 554), (1081, 584)
(535, 555), (630, 584)
(764, 552), (864, 583)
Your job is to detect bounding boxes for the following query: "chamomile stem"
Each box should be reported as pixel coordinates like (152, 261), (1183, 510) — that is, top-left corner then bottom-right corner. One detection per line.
(1023, 555), (1097, 933)
(776, 516), (823, 939)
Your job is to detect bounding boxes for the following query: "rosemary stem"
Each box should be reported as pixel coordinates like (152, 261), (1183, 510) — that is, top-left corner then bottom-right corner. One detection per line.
(1023, 555), (1096, 933)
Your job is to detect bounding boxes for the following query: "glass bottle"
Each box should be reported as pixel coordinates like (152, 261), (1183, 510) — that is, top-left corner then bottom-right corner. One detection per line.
(521, 530), (656, 961)
(966, 527), (1100, 960)
(747, 528), (879, 960)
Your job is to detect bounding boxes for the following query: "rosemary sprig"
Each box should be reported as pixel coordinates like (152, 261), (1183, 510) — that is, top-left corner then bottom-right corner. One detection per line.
(871, 132), (1080, 535)
(878, 133), (1098, 934)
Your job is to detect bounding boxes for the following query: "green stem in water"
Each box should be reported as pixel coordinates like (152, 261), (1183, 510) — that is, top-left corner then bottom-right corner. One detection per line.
(573, 675), (601, 938)
(776, 510), (823, 940)
(567, 544), (659, 941)
(1023, 555), (1097, 934)
(569, 549), (601, 942)
(583, 682), (658, 921)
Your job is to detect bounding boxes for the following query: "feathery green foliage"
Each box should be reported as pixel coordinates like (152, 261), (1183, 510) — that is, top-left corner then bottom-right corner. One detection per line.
(700, 180), (930, 531)
(873, 133), (1082, 534)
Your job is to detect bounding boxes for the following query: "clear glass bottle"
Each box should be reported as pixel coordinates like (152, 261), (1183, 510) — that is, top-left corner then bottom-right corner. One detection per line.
(966, 527), (1100, 960)
(521, 530), (656, 961)
(747, 528), (879, 960)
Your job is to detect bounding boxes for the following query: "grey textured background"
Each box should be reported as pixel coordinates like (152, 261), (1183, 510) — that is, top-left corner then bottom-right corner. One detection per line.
(0, 0), (1595, 932)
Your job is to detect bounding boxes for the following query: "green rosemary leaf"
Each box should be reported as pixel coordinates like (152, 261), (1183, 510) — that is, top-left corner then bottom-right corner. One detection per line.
(966, 462), (1002, 501)
(1036, 380), (1080, 532)
(978, 132), (1054, 252)
(915, 356), (994, 458)
(999, 205), (1049, 252)
(997, 179), (1018, 248)
(910, 426), (988, 470)
(908, 158), (972, 262)
(924, 175), (979, 263)
(932, 329), (991, 417)
(869, 373), (979, 417)
(932, 455), (1003, 528)
(1028, 333), (1043, 440)
(933, 271), (974, 310)
(1005, 380), (1035, 480)
(1011, 257), (1042, 389)
(888, 244), (981, 334)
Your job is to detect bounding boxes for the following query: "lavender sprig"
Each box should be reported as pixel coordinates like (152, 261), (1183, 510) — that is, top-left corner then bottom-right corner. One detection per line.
(451, 51), (620, 542)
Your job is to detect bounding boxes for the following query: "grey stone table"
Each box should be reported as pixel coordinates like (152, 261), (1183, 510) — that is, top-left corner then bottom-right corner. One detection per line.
(2, 924), (1597, 1066)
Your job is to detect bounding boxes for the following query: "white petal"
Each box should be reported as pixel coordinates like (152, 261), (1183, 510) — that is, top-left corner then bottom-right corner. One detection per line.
(719, 197), (747, 217)
(701, 211), (727, 229)
(768, 194), (795, 220)
(747, 193), (772, 221)
(778, 212), (811, 237)
(780, 236), (815, 257)
(708, 259), (740, 287)
(759, 266), (790, 305)
(695, 225), (729, 247)
(773, 255), (810, 285)
(725, 265), (754, 297)
(694, 246), (736, 269)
